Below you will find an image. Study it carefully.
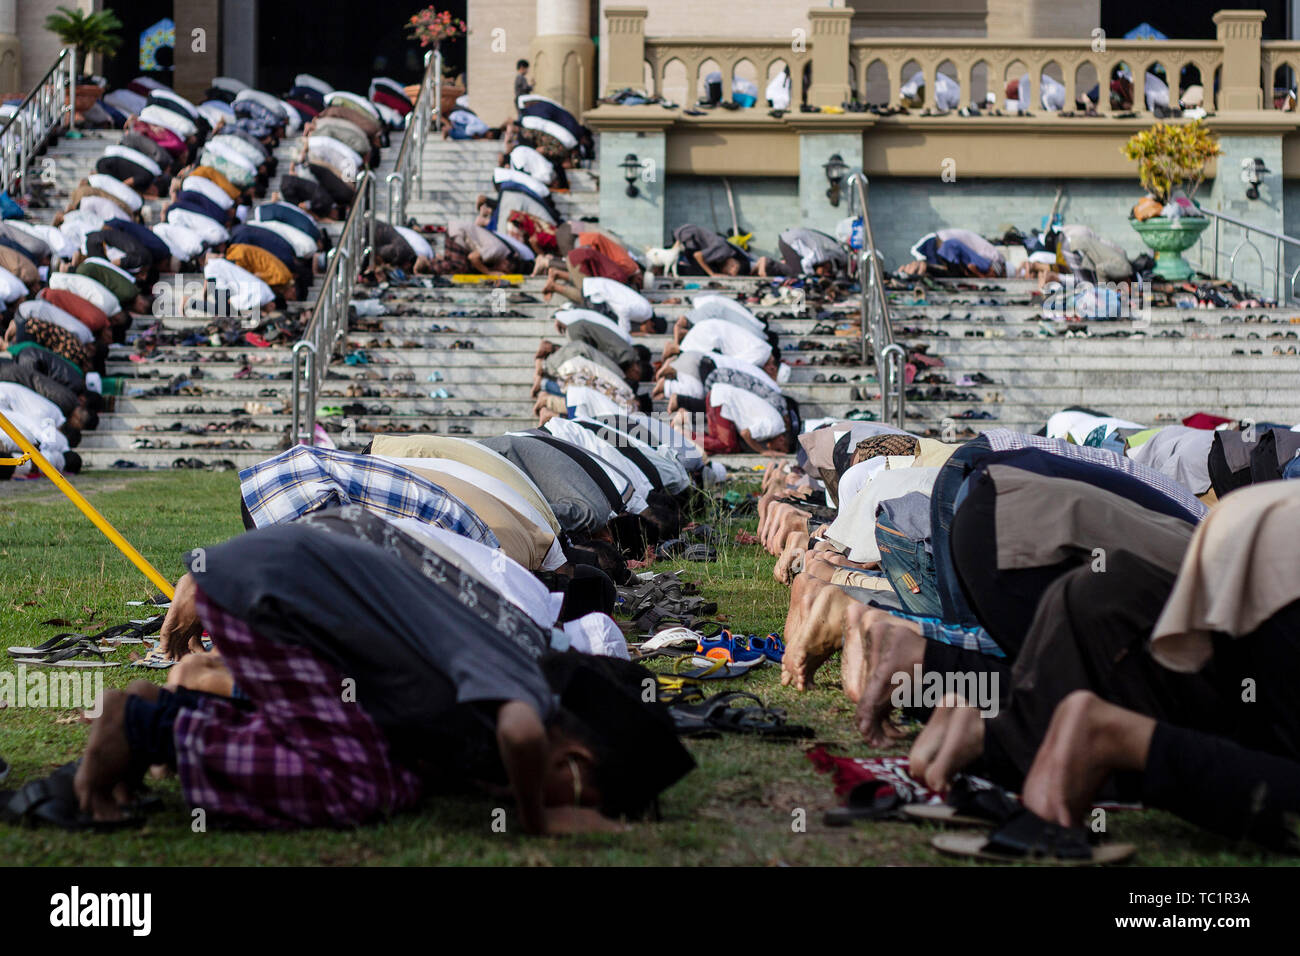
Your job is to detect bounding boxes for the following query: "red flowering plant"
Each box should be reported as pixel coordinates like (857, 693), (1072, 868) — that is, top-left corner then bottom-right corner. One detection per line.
(406, 6), (466, 46)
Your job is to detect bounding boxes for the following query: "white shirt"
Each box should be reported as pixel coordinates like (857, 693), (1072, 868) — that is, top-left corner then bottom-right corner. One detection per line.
(18, 299), (93, 343)
(679, 318), (772, 367)
(554, 307), (632, 344)
(48, 271), (121, 317)
(394, 225), (433, 261)
(564, 385), (628, 420)
(152, 222), (207, 260)
(709, 382), (785, 441)
(87, 173), (143, 212)
(836, 455), (917, 512)
(901, 70), (961, 111)
(105, 144), (162, 178)
(76, 196), (123, 225)
(705, 351), (781, 391)
(256, 219), (317, 258)
(9, 221), (74, 261)
(140, 103), (196, 138)
(214, 133), (266, 168)
(582, 277), (651, 332)
(306, 135), (362, 182)
(825, 468), (942, 563)
(493, 166), (549, 198)
(598, 410), (705, 472)
(378, 456), (566, 572)
(389, 519), (562, 628)
(202, 139), (258, 177)
(0, 406), (66, 473)
(542, 416), (650, 514)
(1047, 410), (1144, 445)
(0, 382), (65, 427)
(168, 208), (229, 246)
(204, 257), (273, 311)
(574, 416), (691, 494)
(688, 294), (764, 336)
(182, 174), (235, 210)
(766, 71), (791, 110)
(0, 266), (26, 304)
(509, 145), (555, 185)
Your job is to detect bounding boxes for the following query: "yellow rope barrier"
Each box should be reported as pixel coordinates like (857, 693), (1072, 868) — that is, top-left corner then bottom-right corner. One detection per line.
(0, 410), (175, 600)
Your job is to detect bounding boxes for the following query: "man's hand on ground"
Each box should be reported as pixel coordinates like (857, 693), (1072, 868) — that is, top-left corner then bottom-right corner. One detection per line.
(160, 573), (203, 661)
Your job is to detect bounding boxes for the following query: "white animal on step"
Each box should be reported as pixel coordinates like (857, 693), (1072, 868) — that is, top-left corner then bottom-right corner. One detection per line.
(644, 240), (683, 277)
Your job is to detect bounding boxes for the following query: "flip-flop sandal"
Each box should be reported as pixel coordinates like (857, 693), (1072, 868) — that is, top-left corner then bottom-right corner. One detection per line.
(25, 640), (120, 668)
(931, 808), (1135, 865)
(7, 633), (86, 657)
(129, 647), (177, 669)
(825, 779), (913, 826)
(682, 543), (717, 562)
(672, 655), (758, 681)
(669, 691), (765, 737)
(2, 761), (144, 832)
(901, 775), (1021, 827)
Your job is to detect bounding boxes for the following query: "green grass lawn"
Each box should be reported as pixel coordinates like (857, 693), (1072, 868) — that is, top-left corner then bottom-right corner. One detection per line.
(0, 471), (1291, 865)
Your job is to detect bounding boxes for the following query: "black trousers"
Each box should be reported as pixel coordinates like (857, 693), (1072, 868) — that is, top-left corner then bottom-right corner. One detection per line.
(949, 469), (1086, 659)
(982, 549), (1300, 848)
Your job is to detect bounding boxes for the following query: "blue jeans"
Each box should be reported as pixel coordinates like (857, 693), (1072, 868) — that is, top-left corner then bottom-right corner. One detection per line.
(875, 509), (942, 619)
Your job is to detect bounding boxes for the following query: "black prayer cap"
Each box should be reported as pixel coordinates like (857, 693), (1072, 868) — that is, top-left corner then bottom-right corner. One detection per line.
(541, 651), (695, 820)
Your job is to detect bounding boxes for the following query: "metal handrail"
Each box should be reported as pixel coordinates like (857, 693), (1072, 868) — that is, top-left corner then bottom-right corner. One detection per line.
(291, 51), (440, 446)
(1186, 206), (1300, 305)
(1, 46), (77, 196)
(845, 170), (904, 428)
(386, 49), (437, 224)
(291, 171), (375, 445)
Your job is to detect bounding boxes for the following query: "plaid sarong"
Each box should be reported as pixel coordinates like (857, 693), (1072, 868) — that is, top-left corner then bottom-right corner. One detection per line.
(173, 587), (423, 828)
(239, 445), (499, 548)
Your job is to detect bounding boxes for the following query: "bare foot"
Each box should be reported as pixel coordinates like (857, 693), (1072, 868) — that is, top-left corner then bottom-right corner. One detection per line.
(840, 602), (872, 703)
(781, 584), (851, 691)
(773, 530), (806, 585)
(854, 612), (927, 746)
(74, 689), (138, 821)
(920, 700), (985, 792)
(1021, 690), (1155, 828)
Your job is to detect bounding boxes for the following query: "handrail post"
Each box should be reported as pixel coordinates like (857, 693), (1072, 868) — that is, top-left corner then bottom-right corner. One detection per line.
(291, 341), (318, 446)
(67, 46), (76, 135)
(433, 47), (443, 132)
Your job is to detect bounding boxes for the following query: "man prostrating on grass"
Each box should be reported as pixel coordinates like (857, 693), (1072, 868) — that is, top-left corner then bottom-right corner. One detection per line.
(72, 512), (692, 834)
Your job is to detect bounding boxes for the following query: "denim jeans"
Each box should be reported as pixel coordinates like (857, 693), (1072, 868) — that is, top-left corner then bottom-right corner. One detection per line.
(875, 509), (943, 619)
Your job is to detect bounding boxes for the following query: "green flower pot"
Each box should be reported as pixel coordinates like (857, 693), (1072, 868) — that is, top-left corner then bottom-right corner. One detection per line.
(1129, 215), (1211, 281)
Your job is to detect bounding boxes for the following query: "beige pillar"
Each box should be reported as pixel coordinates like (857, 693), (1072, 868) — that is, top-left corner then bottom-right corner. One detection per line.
(985, 0), (1028, 38)
(531, 0), (595, 117)
(174, 0), (222, 104)
(987, 0), (1099, 38)
(807, 8), (853, 107)
(603, 7), (647, 97)
(0, 0), (20, 94)
(1215, 9), (1266, 112)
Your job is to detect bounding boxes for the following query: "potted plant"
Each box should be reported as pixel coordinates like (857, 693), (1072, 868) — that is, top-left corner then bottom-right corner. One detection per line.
(45, 6), (122, 79)
(1122, 120), (1221, 280)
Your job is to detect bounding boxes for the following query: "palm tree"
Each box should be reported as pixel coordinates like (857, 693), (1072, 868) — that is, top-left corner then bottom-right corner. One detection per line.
(44, 6), (123, 78)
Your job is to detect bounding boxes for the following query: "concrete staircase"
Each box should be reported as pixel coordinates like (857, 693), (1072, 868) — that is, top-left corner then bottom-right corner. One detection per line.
(882, 277), (1300, 433)
(31, 128), (400, 470)
(407, 137), (599, 224)
(69, 119), (1300, 473)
